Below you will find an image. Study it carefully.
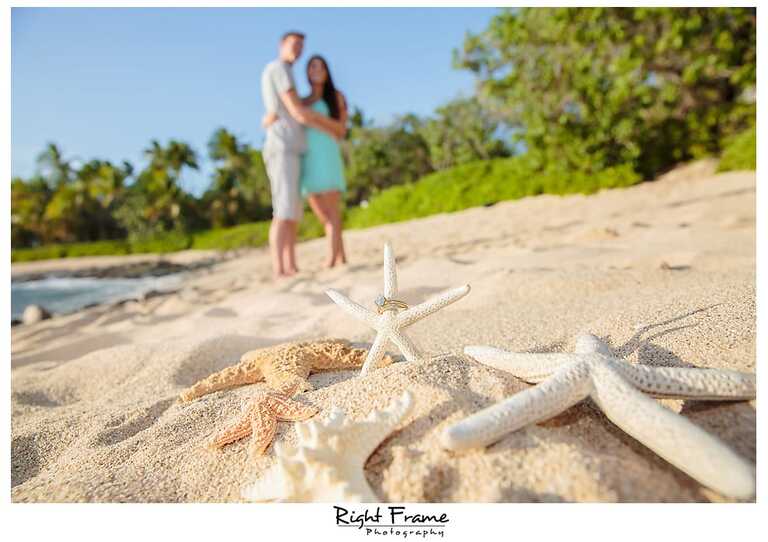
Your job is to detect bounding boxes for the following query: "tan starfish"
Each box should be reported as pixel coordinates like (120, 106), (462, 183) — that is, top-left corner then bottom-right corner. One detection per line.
(180, 339), (394, 402)
(210, 381), (319, 456)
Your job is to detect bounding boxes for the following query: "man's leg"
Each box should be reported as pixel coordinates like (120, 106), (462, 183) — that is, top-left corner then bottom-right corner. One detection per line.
(283, 153), (302, 274)
(265, 151), (295, 279)
(269, 218), (287, 277)
(282, 220), (298, 274)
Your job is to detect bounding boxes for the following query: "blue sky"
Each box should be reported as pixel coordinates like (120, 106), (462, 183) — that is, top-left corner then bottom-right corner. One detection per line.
(11, 7), (500, 195)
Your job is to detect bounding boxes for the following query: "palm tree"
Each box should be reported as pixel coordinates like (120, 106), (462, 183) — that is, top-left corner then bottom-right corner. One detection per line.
(204, 129), (253, 226)
(36, 143), (73, 188)
(75, 160), (133, 239)
(116, 139), (200, 237)
(11, 176), (51, 246)
(208, 128), (249, 172)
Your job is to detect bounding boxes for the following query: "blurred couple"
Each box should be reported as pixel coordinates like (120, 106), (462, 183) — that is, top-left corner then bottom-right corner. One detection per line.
(260, 30), (348, 279)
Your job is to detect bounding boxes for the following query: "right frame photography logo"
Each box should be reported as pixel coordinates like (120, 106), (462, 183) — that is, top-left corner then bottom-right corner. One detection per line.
(333, 505), (450, 539)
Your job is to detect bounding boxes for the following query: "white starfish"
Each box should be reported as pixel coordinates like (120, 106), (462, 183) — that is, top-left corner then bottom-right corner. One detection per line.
(242, 390), (414, 502)
(326, 243), (470, 375)
(442, 333), (756, 500)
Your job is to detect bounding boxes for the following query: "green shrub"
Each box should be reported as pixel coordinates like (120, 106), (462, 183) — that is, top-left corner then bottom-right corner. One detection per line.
(11, 158), (642, 262)
(192, 222), (270, 250)
(128, 231), (192, 254)
(717, 126), (756, 172)
(190, 209), (325, 252)
(11, 240), (130, 262)
(12, 244), (67, 263)
(297, 212), (325, 241)
(456, 8), (756, 179)
(346, 157), (640, 229)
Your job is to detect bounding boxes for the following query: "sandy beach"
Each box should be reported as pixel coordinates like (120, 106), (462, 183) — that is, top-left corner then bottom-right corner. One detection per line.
(10, 160), (756, 502)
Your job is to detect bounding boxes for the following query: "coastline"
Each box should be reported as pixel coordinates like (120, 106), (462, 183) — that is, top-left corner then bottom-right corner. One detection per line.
(11, 249), (226, 282)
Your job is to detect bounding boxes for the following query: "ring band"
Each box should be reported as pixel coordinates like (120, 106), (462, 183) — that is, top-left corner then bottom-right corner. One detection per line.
(375, 295), (409, 314)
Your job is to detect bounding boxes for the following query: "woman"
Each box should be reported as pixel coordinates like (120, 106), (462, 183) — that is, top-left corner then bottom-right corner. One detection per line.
(263, 55), (349, 268)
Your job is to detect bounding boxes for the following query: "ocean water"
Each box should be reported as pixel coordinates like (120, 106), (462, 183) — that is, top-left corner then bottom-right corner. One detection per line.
(11, 274), (184, 320)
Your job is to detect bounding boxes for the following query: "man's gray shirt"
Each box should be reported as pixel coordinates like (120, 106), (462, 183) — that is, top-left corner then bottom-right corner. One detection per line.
(261, 59), (306, 155)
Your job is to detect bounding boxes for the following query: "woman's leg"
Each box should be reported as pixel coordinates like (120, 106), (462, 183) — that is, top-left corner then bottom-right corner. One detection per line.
(308, 193), (336, 268)
(325, 191), (346, 266)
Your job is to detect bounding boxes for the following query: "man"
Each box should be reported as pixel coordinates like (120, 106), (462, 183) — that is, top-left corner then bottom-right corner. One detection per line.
(261, 31), (341, 279)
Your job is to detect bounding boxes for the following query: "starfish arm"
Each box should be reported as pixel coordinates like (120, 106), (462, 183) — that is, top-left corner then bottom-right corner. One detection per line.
(609, 360), (756, 401)
(350, 391), (414, 461)
(247, 402), (279, 456)
(179, 360), (263, 402)
(574, 333), (613, 355)
(211, 405), (259, 449)
(267, 393), (320, 422)
(360, 331), (390, 376)
(590, 361), (755, 500)
(397, 285), (471, 328)
(464, 346), (575, 383)
(308, 339), (382, 371)
(442, 361), (592, 451)
(325, 289), (379, 328)
(389, 329), (422, 363)
(263, 371), (313, 394)
(383, 242), (398, 298)
(271, 379), (305, 398)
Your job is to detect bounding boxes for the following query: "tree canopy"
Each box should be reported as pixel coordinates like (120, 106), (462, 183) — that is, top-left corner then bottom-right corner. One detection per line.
(455, 7), (756, 177)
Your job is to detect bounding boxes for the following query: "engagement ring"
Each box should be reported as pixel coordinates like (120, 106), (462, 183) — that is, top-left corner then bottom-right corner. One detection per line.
(374, 294), (409, 314)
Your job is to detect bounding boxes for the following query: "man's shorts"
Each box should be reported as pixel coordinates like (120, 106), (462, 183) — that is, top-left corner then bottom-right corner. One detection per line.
(264, 151), (302, 221)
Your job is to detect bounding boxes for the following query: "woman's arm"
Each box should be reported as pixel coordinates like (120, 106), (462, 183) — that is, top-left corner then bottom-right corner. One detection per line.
(313, 92), (348, 140)
(335, 91), (348, 139)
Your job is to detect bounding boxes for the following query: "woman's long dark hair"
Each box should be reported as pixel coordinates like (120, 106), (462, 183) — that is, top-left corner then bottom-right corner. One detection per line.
(307, 55), (340, 120)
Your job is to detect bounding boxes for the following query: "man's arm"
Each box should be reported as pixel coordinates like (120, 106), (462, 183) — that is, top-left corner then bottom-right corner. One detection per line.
(279, 89), (345, 139)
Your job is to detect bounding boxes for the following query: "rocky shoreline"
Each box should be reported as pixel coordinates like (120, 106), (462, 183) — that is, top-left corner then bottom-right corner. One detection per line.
(10, 251), (229, 326)
(11, 255), (221, 283)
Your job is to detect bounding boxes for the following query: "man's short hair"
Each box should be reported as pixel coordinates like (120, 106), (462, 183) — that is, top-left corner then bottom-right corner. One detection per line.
(281, 31), (305, 42)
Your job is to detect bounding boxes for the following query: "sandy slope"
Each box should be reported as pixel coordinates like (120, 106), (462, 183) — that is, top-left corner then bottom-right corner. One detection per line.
(10, 160), (756, 502)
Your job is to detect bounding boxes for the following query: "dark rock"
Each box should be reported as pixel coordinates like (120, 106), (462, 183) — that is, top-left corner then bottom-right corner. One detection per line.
(12, 257), (221, 283)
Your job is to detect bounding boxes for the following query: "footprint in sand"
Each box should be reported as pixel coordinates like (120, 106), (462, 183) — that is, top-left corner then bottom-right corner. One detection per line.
(170, 335), (265, 388)
(579, 227), (620, 241)
(90, 398), (175, 447)
(11, 435), (41, 487)
(720, 215), (755, 230)
(13, 389), (66, 408)
(203, 307), (238, 318)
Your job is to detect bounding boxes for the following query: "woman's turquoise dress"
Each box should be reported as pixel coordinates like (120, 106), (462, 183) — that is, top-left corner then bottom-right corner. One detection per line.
(299, 99), (346, 197)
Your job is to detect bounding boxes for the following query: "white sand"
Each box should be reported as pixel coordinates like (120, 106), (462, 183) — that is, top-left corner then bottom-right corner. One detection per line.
(11, 160), (756, 502)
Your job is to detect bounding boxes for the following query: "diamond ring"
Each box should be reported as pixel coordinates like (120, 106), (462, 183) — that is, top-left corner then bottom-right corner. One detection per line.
(374, 294), (409, 314)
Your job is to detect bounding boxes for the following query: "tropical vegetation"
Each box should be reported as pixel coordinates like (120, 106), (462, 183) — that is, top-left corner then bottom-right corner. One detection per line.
(11, 7), (755, 263)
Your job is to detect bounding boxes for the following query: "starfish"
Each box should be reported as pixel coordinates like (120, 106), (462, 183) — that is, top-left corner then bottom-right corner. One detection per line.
(210, 381), (319, 457)
(179, 339), (393, 402)
(442, 333), (756, 500)
(326, 243), (470, 375)
(242, 391), (414, 502)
